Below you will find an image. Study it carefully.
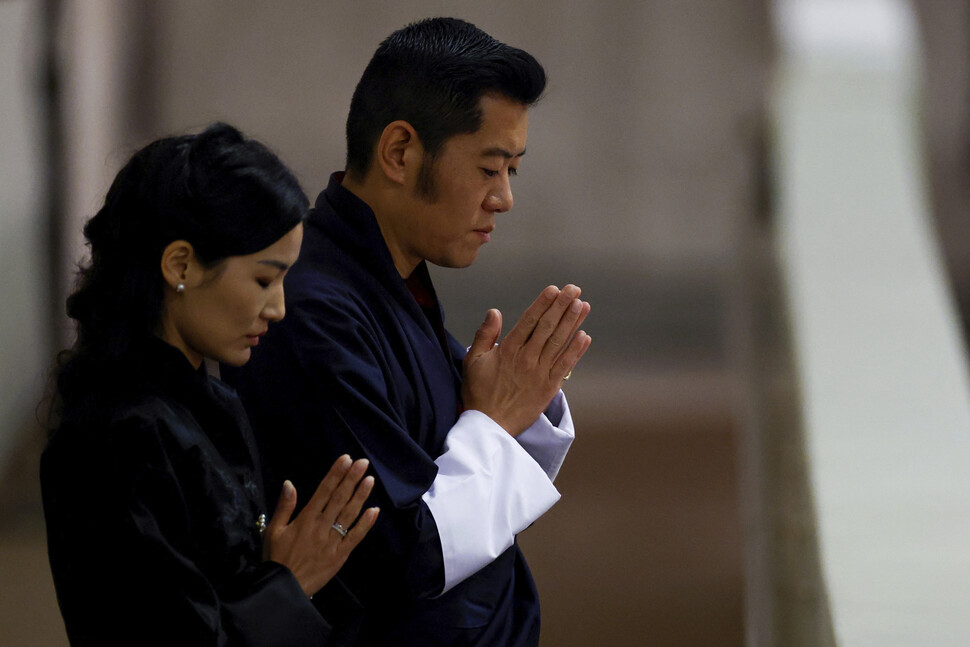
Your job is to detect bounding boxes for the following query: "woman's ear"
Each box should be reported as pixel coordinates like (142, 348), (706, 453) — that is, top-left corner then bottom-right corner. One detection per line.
(160, 240), (199, 292)
(376, 120), (423, 185)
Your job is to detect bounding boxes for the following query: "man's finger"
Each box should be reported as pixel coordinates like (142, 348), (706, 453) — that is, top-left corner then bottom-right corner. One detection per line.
(552, 331), (592, 382)
(519, 285), (582, 360)
(539, 300), (590, 366)
(466, 309), (502, 363)
(501, 285), (560, 348)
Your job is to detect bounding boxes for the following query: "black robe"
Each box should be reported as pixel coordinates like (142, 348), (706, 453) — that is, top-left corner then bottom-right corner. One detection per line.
(222, 173), (542, 647)
(41, 338), (353, 646)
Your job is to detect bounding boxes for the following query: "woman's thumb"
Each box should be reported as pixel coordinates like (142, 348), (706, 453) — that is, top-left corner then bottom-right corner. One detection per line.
(268, 480), (297, 533)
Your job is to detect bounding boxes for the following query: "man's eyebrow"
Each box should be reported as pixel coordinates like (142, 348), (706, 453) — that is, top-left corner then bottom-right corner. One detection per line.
(257, 260), (290, 271)
(481, 146), (526, 159)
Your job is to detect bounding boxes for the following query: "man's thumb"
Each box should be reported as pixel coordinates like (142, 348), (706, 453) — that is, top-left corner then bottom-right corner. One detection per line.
(468, 308), (502, 358)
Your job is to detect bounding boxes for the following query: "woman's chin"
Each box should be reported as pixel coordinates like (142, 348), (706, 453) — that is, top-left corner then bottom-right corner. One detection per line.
(217, 348), (252, 367)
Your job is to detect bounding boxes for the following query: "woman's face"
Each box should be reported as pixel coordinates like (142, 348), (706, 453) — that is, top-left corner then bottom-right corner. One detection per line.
(162, 224), (304, 368)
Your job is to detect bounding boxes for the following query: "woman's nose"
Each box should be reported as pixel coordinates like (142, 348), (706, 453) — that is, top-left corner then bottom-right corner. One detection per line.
(263, 287), (286, 322)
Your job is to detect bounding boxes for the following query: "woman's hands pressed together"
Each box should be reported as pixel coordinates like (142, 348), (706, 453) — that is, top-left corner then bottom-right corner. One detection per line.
(263, 455), (379, 597)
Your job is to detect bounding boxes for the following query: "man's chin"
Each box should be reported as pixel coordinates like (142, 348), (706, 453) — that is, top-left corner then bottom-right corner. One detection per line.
(432, 254), (479, 270)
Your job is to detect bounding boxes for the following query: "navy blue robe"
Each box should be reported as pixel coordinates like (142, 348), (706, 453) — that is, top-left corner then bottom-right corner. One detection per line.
(223, 173), (541, 646)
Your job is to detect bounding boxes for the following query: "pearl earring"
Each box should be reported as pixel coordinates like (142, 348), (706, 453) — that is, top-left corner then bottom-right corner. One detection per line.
(176, 283), (185, 293)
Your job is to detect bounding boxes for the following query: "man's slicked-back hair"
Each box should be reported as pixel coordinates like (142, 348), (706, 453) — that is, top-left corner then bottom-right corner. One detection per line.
(345, 17), (546, 179)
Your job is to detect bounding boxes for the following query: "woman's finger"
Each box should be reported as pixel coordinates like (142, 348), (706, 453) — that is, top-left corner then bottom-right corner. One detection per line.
(305, 454), (353, 514)
(333, 474), (376, 531)
(264, 480), (297, 559)
(320, 458), (370, 526)
(339, 506), (380, 554)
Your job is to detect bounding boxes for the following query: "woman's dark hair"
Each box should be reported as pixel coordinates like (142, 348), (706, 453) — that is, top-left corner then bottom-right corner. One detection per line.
(344, 17), (546, 180)
(52, 123), (307, 419)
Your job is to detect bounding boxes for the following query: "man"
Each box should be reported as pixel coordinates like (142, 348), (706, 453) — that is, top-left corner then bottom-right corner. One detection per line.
(224, 17), (591, 646)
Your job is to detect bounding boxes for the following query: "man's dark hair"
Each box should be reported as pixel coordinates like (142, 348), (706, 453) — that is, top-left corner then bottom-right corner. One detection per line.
(345, 17), (546, 180)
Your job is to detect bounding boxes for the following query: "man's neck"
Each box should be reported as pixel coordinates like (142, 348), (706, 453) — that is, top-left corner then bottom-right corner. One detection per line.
(340, 171), (419, 278)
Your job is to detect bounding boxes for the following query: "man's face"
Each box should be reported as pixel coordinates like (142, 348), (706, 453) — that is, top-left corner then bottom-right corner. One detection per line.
(398, 94), (529, 271)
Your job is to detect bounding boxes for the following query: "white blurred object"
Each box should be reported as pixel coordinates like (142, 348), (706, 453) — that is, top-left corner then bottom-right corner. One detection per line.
(776, 0), (917, 68)
(773, 0), (970, 644)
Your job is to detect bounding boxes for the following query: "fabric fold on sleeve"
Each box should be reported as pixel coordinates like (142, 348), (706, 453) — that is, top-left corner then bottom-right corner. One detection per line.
(222, 562), (334, 646)
(515, 390), (574, 482)
(421, 409), (561, 593)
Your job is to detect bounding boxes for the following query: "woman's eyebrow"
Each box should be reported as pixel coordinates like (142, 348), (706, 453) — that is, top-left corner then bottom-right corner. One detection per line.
(257, 260), (289, 271)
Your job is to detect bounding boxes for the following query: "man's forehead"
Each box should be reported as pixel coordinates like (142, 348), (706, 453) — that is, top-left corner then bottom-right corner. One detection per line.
(480, 146), (527, 159)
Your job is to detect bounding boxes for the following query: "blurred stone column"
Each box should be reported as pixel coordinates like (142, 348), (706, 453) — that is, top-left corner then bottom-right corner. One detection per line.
(57, 0), (159, 344)
(0, 0), (48, 481)
(912, 0), (970, 340)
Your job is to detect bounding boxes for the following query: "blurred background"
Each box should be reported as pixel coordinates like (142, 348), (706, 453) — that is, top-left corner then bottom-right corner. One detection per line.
(2, 0), (969, 645)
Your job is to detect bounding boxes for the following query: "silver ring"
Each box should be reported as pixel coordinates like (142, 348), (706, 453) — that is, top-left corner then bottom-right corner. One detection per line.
(331, 522), (348, 537)
(562, 370), (572, 381)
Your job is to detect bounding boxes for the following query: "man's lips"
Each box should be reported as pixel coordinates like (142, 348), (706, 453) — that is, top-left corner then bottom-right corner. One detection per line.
(474, 226), (494, 242)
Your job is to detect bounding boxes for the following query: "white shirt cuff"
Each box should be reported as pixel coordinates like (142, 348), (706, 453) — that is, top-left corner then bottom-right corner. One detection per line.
(421, 409), (561, 593)
(515, 390), (575, 482)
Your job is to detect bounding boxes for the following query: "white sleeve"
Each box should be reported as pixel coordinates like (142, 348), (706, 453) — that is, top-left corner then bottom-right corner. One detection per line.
(514, 390), (574, 482)
(420, 409), (561, 593)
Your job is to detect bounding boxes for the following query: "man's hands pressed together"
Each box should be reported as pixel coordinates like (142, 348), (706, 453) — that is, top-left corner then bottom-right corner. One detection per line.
(462, 284), (592, 436)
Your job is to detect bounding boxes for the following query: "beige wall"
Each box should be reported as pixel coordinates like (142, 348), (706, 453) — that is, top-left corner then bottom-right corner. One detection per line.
(151, 1), (771, 262)
(8, 3), (970, 645)
(3, 4), (774, 645)
(141, 1), (773, 375)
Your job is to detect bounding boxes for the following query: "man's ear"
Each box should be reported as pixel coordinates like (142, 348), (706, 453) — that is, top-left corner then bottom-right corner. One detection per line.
(376, 120), (423, 185)
(160, 240), (201, 291)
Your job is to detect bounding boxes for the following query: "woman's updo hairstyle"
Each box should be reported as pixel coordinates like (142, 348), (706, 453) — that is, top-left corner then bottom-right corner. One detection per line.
(55, 123), (307, 411)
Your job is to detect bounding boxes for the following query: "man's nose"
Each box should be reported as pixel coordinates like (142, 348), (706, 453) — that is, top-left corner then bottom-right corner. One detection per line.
(484, 178), (514, 213)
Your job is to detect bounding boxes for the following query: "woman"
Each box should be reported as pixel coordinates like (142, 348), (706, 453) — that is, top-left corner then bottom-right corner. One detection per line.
(42, 123), (378, 646)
